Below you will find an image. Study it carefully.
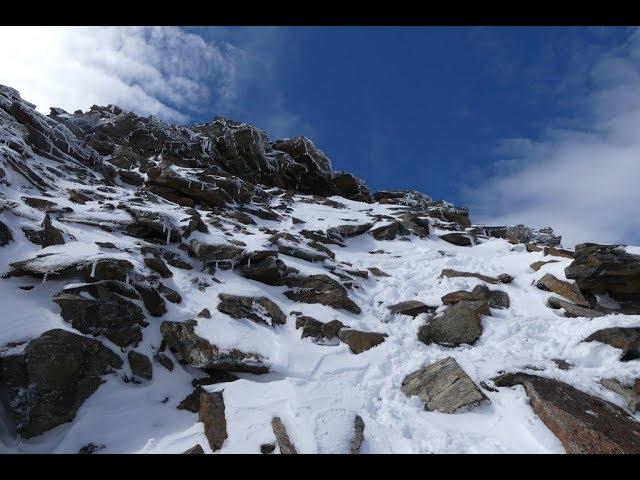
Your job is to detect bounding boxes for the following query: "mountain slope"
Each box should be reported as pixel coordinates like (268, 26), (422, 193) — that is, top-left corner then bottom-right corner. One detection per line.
(1, 84), (640, 454)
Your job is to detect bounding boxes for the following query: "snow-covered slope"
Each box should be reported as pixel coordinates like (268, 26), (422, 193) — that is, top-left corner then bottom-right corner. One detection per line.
(1, 84), (640, 454)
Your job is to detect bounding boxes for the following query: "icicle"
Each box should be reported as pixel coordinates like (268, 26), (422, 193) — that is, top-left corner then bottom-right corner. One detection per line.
(42, 272), (48, 284)
(247, 256), (251, 267)
(166, 227), (171, 245)
(125, 274), (130, 285)
(90, 260), (97, 278)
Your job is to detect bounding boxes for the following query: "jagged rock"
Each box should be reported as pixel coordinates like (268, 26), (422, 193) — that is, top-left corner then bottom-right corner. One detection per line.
(300, 229), (345, 247)
(144, 257), (172, 278)
(128, 350), (152, 380)
(217, 293), (286, 326)
(427, 204), (471, 229)
(177, 386), (204, 412)
(79, 258), (135, 283)
(388, 300), (434, 317)
(189, 239), (244, 265)
(493, 373), (640, 453)
(401, 357), (487, 413)
(439, 268), (509, 285)
(41, 214), (65, 247)
(439, 232), (472, 246)
(349, 415), (365, 454)
(370, 221), (411, 240)
(295, 315), (324, 340)
(0, 220), (13, 246)
(332, 171), (371, 202)
(158, 283), (182, 304)
(197, 308), (211, 318)
(565, 243), (640, 304)
(547, 296), (604, 319)
(600, 378), (640, 413)
(417, 300), (489, 347)
(530, 259), (559, 271)
(321, 319), (346, 339)
(182, 445), (205, 454)
(160, 320), (269, 373)
(327, 222), (373, 239)
(0, 329), (122, 438)
(22, 196), (60, 212)
(271, 416), (298, 454)
(133, 283), (167, 317)
(583, 327), (640, 361)
(199, 391), (227, 451)
(337, 329), (387, 354)
(442, 284), (510, 309)
(122, 206), (181, 243)
(153, 352), (174, 372)
(52, 281), (145, 348)
(368, 267), (390, 277)
(536, 274), (590, 307)
(283, 274), (361, 313)
(504, 224), (561, 247)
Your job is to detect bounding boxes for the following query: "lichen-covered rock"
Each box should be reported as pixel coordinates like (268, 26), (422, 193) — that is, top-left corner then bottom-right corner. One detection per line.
(0, 329), (122, 438)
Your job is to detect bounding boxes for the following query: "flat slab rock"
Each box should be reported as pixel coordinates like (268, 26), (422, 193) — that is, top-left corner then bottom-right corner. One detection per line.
(439, 232), (472, 246)
(401, 357), (488, 413)
(418, 300), (490, 347)
(337, 329), (387, 354)
(536, 273), (590, 308)
(439, 268), (512, 285)
(493, 373), (640, 453)
(160, 320), (269, 373)
(388, 300), (434, 317)
(217, 293), (286, 326)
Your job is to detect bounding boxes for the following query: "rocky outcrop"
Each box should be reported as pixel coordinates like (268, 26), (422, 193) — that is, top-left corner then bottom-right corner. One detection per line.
(128, 351), (152, 380)
(565, 244), (640, 304)
(418, 300), (489, 347)
(493, 373), (640, 453)
(217, 293), (286, 326)
(1, 329), (122, 438)
(401, 357), (487, 413)
(160, 320), (269, 373)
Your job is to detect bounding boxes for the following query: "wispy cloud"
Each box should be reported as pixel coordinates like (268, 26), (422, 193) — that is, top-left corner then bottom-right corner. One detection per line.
(467, 28), (640, 247)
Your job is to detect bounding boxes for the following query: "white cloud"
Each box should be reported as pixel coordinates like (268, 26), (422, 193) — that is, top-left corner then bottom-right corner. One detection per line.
(468, 29), (640, 248)
(0, 26), (242, 123)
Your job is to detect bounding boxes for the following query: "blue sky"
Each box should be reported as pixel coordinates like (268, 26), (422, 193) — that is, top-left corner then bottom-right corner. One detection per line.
(1, 26), (639, 246)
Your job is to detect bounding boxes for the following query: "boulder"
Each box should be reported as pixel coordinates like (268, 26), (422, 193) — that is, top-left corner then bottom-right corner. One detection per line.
(239, 256), (288, 285)
(321, 319), (346, 339)
(388, 300), (434, 317)
(143, 257), (172, 278)
(217, 293), (286, 326)
(52, 281), (146, 348)
(153, 352), (174, 372)
(565, 243), (640, 304)
(0, 329), (122, 438)
(583, 327), (640, 361)
(160, 320), (269, 373)
(79, 258), (135, 283)
(133, 283), (167, 317)
(536, 274), (591, 307)
(189, 239), (244, 264)
(337, 329), (387, 354)
(199, 391), (227, 451)
(600, 378), (640, 413)
(127, 351), (152, 380)
(283, 274), (361, 313)
(41, 213), (65, 247)
(442, 284), (510, 309)
(417, 300), (489, 347)
(439, 232), (472, 247)
(493, 373), (640, 453)
(401, 357), (487, 413)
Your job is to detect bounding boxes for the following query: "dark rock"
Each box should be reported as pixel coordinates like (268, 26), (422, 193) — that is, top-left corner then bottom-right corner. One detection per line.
(349, 415), (365, 454)
(418, 300), (489, 347)
(144, 257), (172, 278)
(128, 350), (152, 380)
(0, 329), (122, 438)
(600, 378), (640, 413)
(200, 391), (227, 451)
(182, 445), (205, 454)
(260, 443), (276, 454)
(368, 267), (390, 278)
(493, 373), (640, 453)
(78, 443), (105, 454)
(583, 327), (640, 361)
(530, 260), (560, 271)
(153, 352), (174, 372)
(197, 308), (211, 318)
(79, 258), (135, 283)
(283, 274), (361, 313)
(388, 300), (434, 317)
(0, 220), (13, 246)
(160, 320), (269, 373)
(133, 283), (166, 317)
(217, 293), (286, 326)
(536, 273), (590, 307)
(505, 224), (561, 247)
(337, 329), (387, 354)
(439, 232), (472, 246)
(544, 246), (575, 259)
(177, 386), (203, 413)
(439, 268), (507, 285)
(547, 297), (604, 319)
(193, 371), (239, 386)
(401, 357), (488, 413)
(565, 243), (640, 304)
(327, 222), (373, 239)
(52, 281), (145, 348)
(41, 214), (65, 247)
(158, 283), (182, 304)
(189, 239), (244, 264)
(296, 316), (324, 341)
(321, 319), (345, 339)
(370, 221), (411, 240)
(442, 285), (509, 309)
(271, 416), (297, 454)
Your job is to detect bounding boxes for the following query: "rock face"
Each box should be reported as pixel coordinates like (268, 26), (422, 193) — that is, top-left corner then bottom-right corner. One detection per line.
(1, 329), (122, 438)
(536, 274), (590, 307)
(418, 300), (489, 347)
(160, 320), (269, 373)
(199, 391), (227, 451)
(401, 357), (487, 413)
(583, 327), (640, 361)
(217, 293), (286, 326)
(565, 243), (640, 304)
(52, 281), (146, 348)
(493, 373), (640, 453)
